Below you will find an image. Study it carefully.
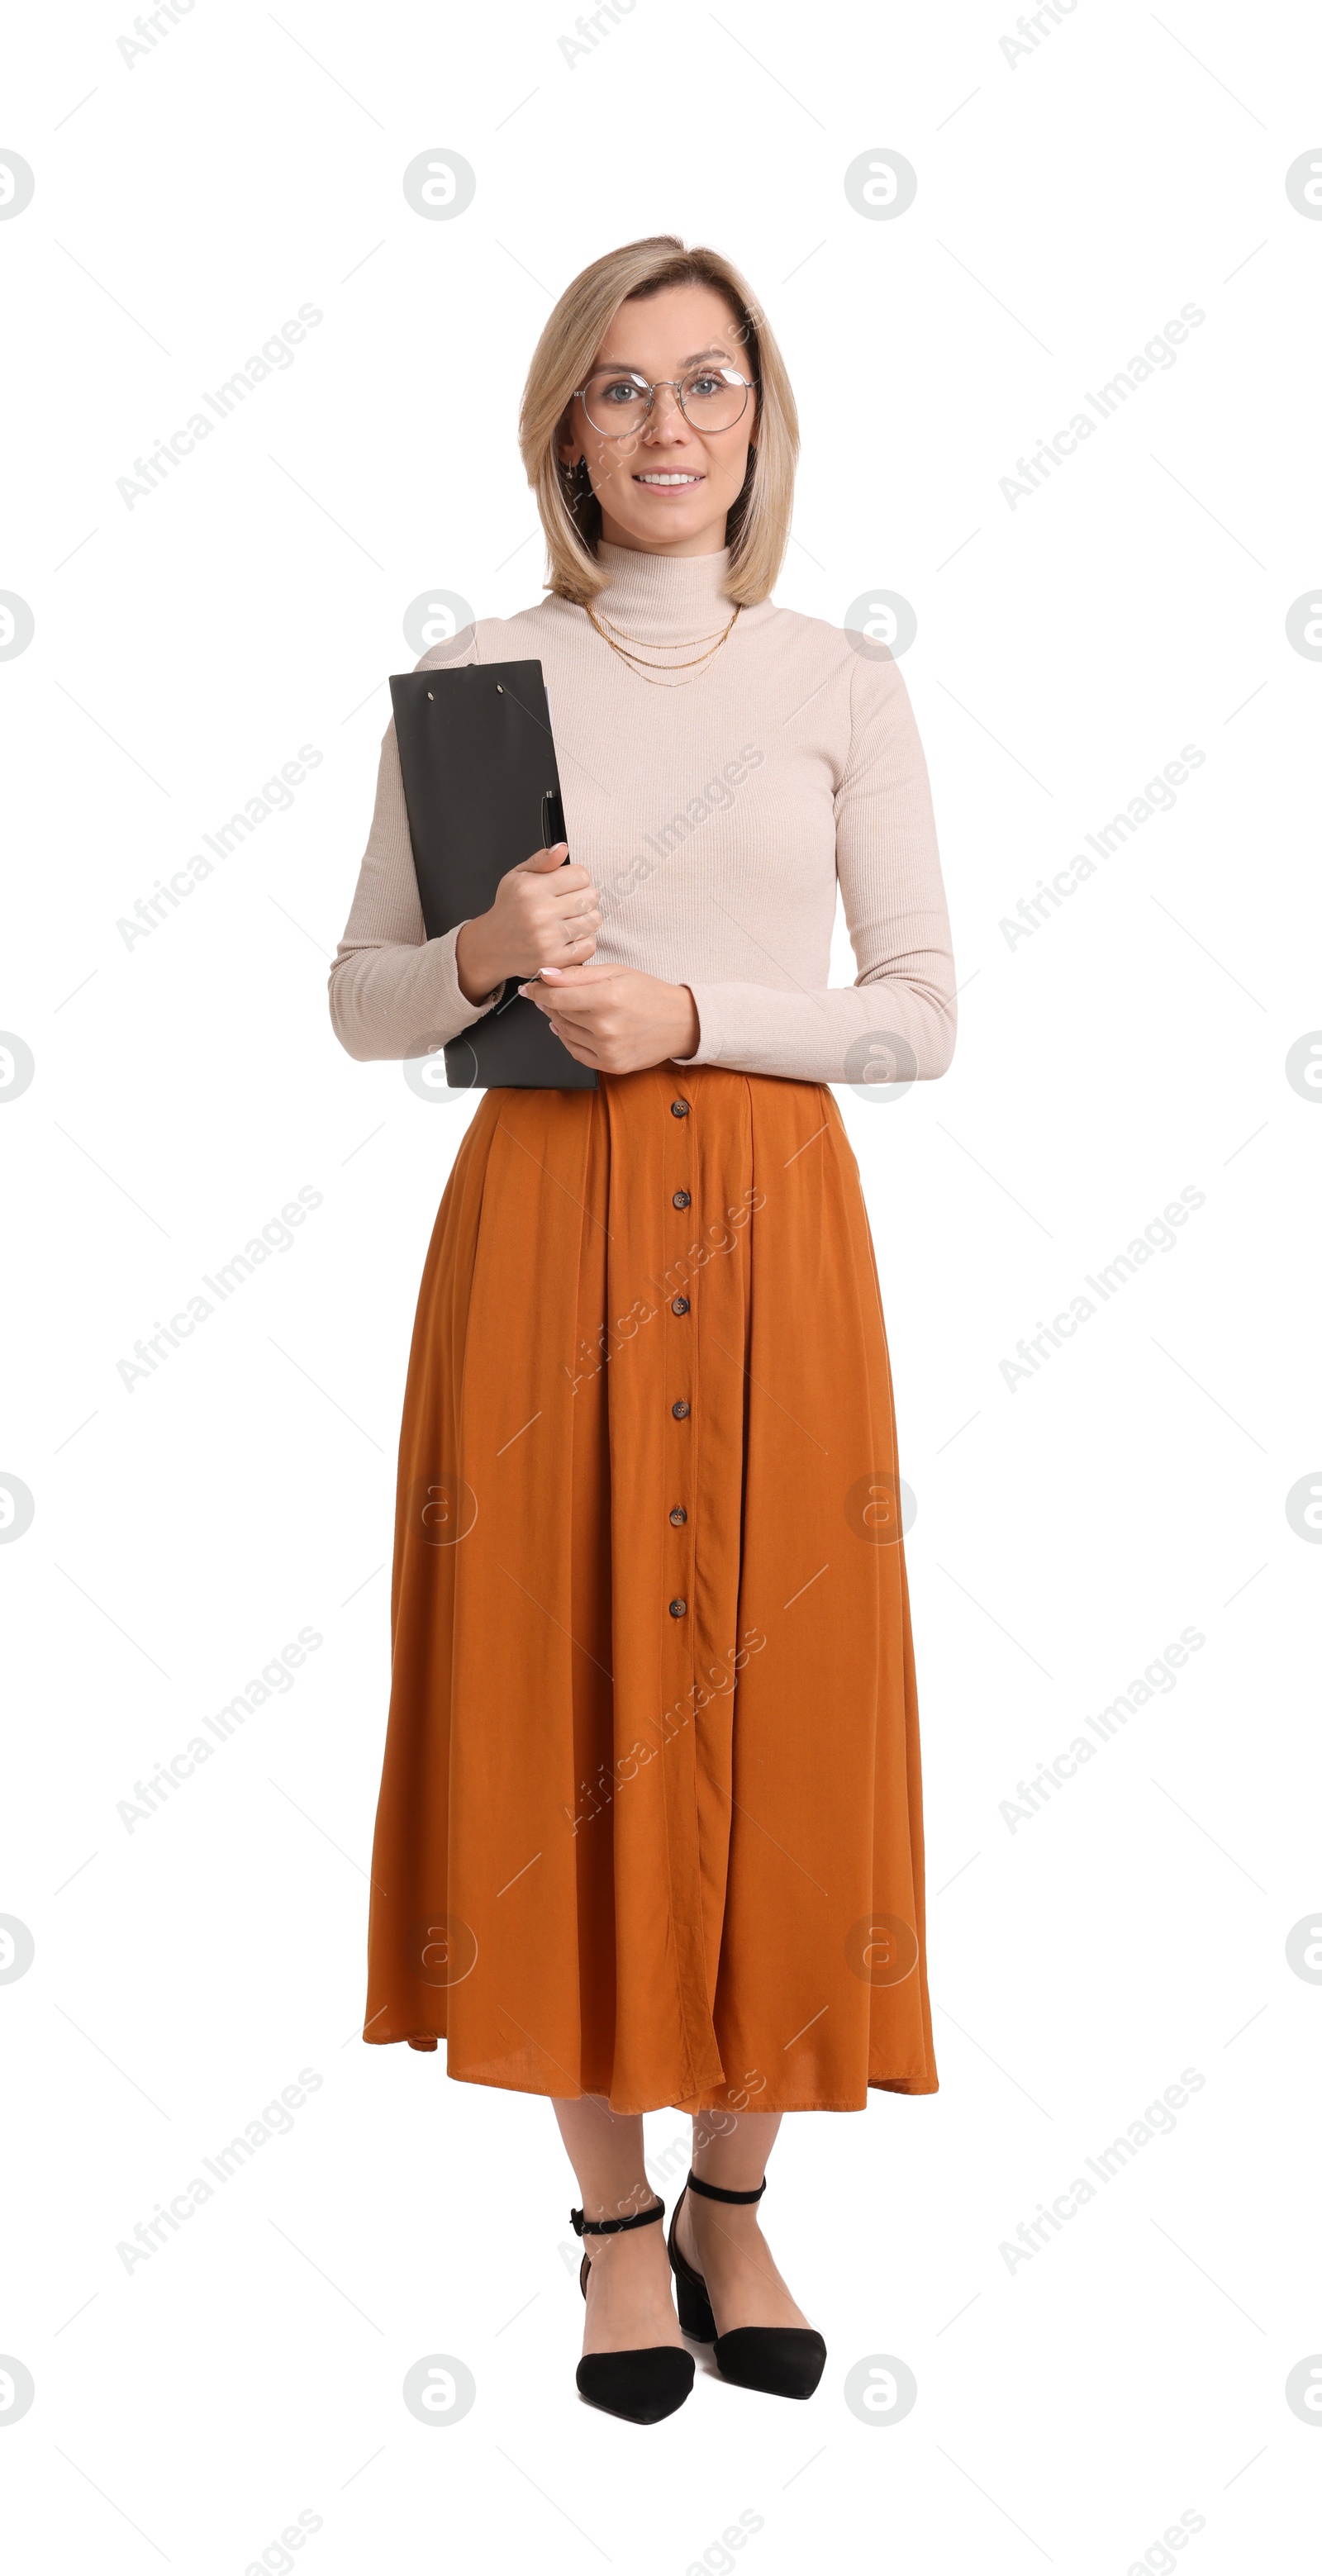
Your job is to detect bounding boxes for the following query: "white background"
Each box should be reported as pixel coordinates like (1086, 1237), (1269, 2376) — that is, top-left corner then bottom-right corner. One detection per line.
(2, 0), (1320, 2567)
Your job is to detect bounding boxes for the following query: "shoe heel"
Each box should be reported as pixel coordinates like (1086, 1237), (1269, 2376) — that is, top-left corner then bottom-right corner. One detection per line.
(666, 2183), (718, 2342)
(673, 2267), (717, 2342)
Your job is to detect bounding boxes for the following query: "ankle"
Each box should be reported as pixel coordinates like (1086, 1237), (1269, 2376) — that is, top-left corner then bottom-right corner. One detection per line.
(688, 2190), (758, 2225)
(686, 2174), (767, 2226)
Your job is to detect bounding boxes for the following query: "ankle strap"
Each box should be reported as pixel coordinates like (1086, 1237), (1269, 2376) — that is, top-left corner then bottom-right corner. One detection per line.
(569, 2195), (665, 2237)
(685, 2169), (766, 2205)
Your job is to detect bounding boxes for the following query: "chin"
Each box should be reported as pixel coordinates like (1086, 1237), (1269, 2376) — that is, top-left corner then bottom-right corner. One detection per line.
(621, 509), (713, 540)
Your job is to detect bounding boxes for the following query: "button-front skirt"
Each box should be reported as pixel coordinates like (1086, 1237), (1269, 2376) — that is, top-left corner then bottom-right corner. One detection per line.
(364, 1062), (938, 2113)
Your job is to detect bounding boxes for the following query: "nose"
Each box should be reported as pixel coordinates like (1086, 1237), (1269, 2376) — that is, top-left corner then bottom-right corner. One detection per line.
(643, 381), (689, 435)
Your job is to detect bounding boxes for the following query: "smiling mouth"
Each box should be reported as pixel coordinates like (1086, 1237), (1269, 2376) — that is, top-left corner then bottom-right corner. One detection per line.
(634, 471), (704, 487)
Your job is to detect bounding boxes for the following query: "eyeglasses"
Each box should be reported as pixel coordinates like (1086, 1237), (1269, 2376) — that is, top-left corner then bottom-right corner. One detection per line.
(574, 362), (755, 440)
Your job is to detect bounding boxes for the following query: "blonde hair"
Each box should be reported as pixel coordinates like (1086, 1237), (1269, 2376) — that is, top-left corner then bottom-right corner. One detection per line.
(519, 235), (798, 609)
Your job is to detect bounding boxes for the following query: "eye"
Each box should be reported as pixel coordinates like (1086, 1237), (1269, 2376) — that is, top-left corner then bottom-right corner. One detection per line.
(589, 372), (648, 403)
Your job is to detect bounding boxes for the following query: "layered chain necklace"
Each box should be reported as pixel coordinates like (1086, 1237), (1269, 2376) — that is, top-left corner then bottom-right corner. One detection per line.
(583, 596), (742, 687)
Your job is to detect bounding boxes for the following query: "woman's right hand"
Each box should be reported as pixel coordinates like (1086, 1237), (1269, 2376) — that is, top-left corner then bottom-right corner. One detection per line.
(454, 844), (602, 1003)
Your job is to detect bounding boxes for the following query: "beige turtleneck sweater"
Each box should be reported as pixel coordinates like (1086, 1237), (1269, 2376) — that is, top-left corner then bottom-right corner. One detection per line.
(328, 541), (956, 1086)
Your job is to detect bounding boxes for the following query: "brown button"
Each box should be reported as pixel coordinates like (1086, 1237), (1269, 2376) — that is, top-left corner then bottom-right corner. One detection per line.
(671, 1400), (690, 1420)
(669, 1506), (687, 1526)
(668, 1599), (687, 1618)
(672, 1189), (691, 1210)
(672, 1296), (689, 1316)
(671, 1099), (690, 1119)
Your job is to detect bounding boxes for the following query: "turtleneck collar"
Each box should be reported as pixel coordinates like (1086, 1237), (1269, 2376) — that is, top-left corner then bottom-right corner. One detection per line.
(588, 539), (738, 644)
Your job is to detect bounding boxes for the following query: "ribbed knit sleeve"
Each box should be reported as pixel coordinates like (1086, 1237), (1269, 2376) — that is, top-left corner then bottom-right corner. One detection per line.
(678, 651), (956, 1086)
(326, 635), (507, 1062)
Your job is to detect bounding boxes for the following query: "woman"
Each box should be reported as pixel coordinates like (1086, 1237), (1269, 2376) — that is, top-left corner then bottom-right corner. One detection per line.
(329, 235), (956, 2424)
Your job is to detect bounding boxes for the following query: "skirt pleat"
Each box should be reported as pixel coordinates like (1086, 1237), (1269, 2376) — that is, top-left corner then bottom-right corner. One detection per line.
(364, 1061), (937, 2112)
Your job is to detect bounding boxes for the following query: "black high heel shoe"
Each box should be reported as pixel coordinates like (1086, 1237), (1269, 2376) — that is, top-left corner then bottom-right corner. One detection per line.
(668, 2171), (827, 2399)
(570, 2194), (695, 2423)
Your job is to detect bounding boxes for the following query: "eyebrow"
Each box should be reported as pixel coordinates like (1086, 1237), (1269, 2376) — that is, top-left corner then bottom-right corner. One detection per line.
(589, 345), (735, 372)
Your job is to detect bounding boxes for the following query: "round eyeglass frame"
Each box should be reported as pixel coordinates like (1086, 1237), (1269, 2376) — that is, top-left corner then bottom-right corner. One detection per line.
(573, 364), (756, 440)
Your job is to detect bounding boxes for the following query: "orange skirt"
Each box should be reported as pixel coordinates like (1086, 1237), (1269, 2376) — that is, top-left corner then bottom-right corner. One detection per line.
(364, 1061), (937, 2113)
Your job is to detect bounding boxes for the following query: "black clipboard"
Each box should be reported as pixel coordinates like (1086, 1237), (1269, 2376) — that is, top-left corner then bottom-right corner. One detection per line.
(389, 658), (597, 1090)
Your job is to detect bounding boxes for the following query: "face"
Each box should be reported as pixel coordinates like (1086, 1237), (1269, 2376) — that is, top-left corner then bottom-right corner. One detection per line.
(557, 281), (758, 557)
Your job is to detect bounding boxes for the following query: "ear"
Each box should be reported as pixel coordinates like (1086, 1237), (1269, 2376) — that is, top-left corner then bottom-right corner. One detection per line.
(554, 402), (582, 471)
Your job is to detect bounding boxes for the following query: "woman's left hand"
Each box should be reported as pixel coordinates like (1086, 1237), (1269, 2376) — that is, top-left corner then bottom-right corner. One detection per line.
(517, 962), (700, 1073)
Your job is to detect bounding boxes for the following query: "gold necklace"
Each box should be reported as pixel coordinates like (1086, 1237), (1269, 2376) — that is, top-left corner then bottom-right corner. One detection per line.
(593, 602), (733, 650)
(583, 600), (741, 680)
